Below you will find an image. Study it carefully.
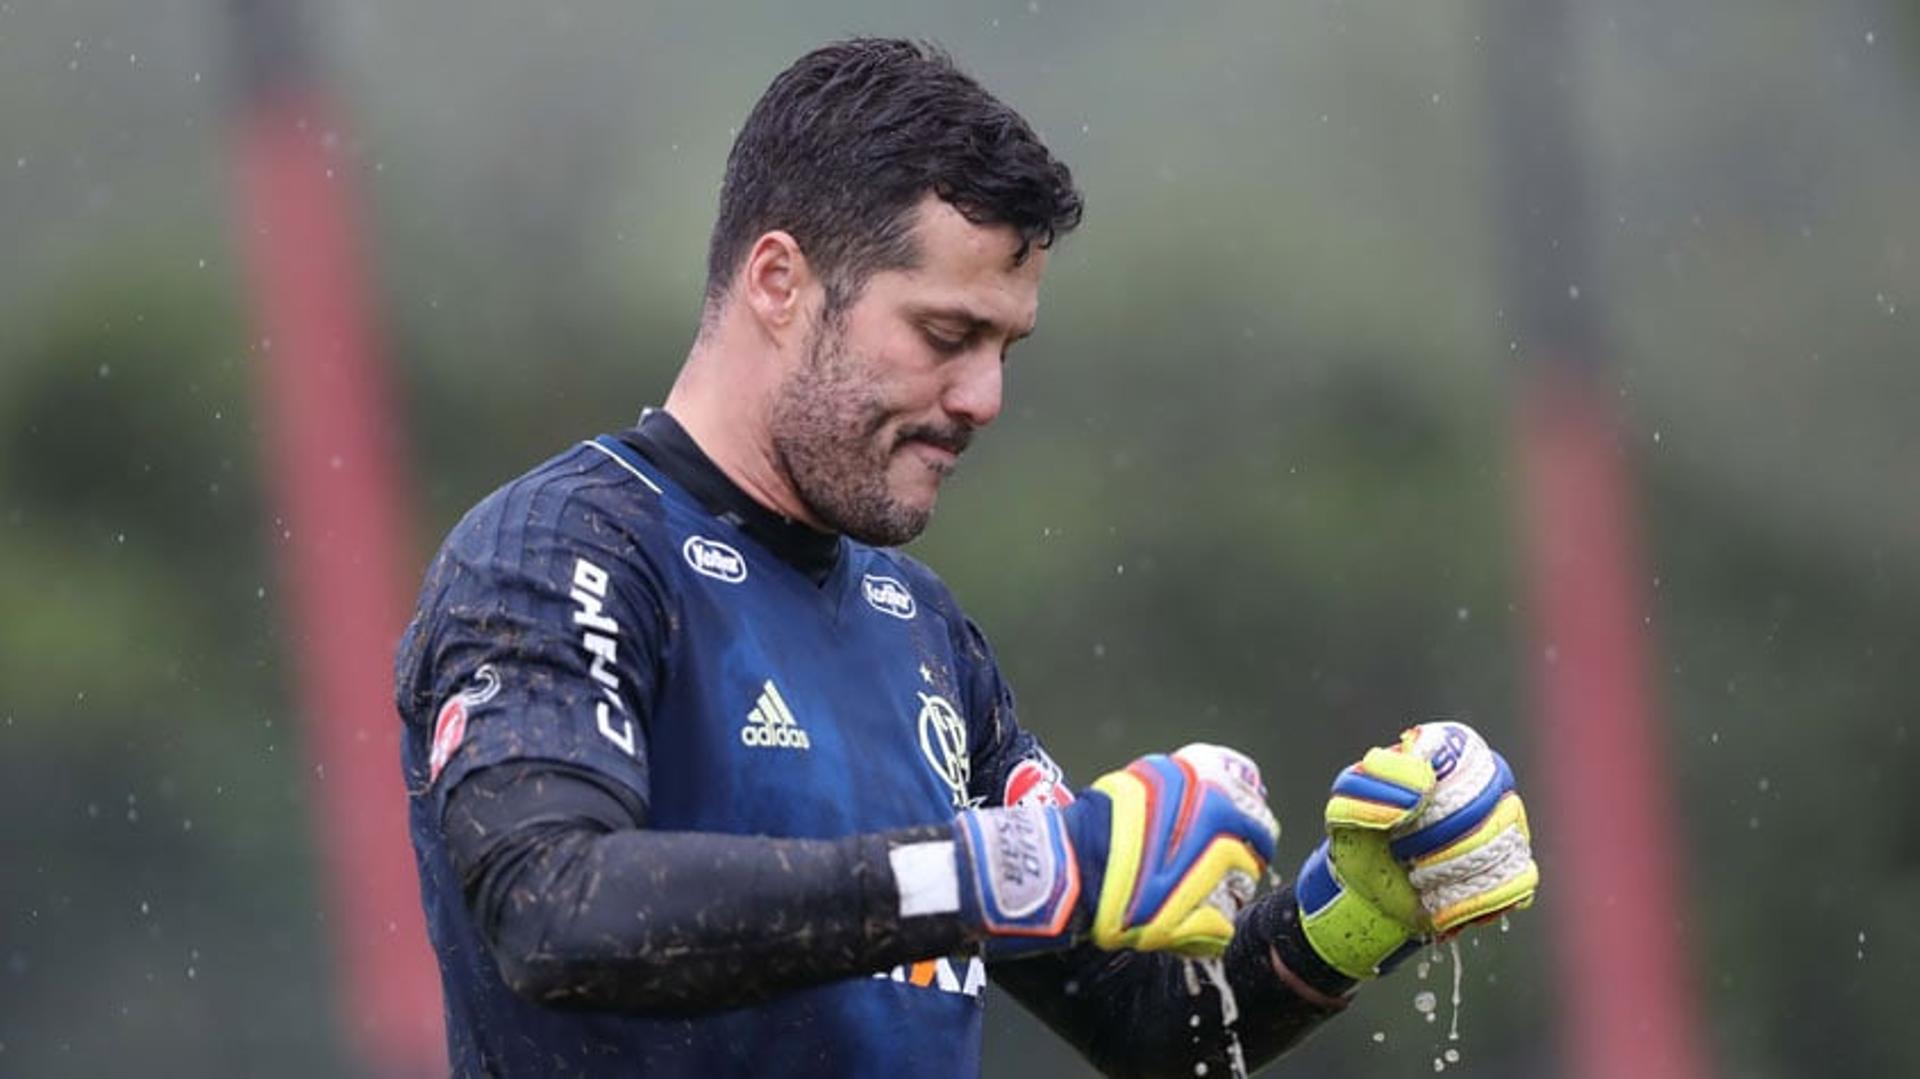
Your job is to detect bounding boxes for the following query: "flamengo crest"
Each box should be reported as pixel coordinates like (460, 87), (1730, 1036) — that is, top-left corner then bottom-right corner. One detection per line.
(917, 691), (972, 808)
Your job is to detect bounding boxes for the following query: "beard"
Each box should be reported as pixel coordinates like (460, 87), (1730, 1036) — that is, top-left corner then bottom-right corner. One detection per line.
(769, 318), (970, 547)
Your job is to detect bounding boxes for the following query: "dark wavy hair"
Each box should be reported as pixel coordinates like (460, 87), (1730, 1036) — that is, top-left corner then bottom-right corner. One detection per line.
(705, 38), (1084, 320)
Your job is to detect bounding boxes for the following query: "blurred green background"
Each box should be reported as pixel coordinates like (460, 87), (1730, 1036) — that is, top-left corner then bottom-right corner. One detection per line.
(3, 0), (1917, 1075)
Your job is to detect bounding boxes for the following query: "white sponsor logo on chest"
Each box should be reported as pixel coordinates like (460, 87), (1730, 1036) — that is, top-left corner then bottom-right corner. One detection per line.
(682, 535), (747, 582)
(860, 574), (916, 619)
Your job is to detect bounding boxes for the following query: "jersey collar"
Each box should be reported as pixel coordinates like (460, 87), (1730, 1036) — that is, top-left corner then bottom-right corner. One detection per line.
(620, 409), (843, 586)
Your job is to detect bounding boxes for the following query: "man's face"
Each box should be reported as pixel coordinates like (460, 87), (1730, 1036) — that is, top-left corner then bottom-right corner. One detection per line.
(770, 196), (1046, 546)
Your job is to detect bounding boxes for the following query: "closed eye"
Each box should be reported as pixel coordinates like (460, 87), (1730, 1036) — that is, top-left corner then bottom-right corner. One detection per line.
(923, 327), (970, 354)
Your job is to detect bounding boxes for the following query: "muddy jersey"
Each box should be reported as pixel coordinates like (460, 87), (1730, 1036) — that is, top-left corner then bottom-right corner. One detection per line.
(394, 412), (1069, 1076)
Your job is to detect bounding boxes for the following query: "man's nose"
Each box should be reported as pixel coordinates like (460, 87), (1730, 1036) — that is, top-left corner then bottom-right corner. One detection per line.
(942, 350), (1003, 430)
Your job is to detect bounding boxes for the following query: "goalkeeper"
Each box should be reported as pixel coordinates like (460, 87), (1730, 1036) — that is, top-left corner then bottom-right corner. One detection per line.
(395, 38), (1539, 1078)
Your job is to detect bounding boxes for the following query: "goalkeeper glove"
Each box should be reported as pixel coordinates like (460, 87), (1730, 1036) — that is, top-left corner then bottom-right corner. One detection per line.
(952, 743), (1279, 957)
(1296, 722), (1538, 981)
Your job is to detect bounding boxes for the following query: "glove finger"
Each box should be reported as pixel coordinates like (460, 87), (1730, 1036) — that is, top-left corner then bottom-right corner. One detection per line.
(1175, 743), (1281, 854)
(1095, 835), (1263, 951)
(1161, 839), (1264, 952)
(1407, 794), (1538, 933)
(1388, 751), (1515, 863)
(1426, 856), (1538, 936)
(1200, 787), (1279, 866)
(1104, 754), (1280, 869)
(1326, 745), (1435, 831)
(1164, 904), (1238, 957)
(1160, 753), (1279, 865)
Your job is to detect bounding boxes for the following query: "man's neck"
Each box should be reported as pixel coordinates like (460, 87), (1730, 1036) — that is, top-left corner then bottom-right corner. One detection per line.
(662, 347), (827, 533)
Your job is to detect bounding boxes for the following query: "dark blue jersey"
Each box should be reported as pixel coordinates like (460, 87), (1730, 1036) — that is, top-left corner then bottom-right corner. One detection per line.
(395, 412), (1071, 1076)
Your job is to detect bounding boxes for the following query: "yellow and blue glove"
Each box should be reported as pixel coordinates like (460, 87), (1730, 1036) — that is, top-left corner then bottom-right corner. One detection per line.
(1296, 722), (1539, 981)
(954, 744), (1279, 957)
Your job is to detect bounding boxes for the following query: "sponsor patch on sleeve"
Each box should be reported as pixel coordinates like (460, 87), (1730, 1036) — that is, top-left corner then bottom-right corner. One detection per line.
(427, 664), (500, 785)
(1004, 754), (1074, 808)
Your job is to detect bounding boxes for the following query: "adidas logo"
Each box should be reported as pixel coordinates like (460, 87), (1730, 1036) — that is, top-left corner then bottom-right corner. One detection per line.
(740, 679), (811, 750)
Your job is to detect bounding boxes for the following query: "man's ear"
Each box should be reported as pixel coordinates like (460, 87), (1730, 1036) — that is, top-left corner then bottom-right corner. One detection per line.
(740, 230), (819, 344)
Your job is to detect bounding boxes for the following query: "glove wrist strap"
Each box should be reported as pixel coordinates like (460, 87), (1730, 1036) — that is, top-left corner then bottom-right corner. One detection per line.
(953, 800), (1101, 955)
(1297, 841), (1422, 981)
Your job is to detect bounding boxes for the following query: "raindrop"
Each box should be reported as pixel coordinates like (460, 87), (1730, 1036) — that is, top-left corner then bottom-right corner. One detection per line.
(1371, 1031), (1386, 1044)
(1414, 989), (1438, 1020)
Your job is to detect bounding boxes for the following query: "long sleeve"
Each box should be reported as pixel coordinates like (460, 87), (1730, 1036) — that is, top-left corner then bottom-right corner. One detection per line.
(443, 759), (973, 1013)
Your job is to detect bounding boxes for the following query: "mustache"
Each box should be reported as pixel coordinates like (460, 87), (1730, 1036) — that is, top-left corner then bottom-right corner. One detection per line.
(895, 422), (974, 457)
